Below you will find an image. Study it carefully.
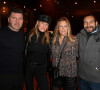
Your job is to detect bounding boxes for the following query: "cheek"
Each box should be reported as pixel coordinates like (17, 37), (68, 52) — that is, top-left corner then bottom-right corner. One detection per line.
(21, 20), (23, 23)
(66, 30), (68, 34)
(38, 25), (41, 29)
(38, 27), (41, 30)
(45, 26), (48, 30)
(8, 19), (12, 24)
(91, 24), (96, 27)
(58, 27), (62, 31)
(63, 28), (68, 33)
(65, 28), (68, 32)
(19, 20), (23, 23)
(10, 21), (15, 25)
(58, 29), (61, 34)
(20, 21), (23, 25)
(84, 24), (86, 27)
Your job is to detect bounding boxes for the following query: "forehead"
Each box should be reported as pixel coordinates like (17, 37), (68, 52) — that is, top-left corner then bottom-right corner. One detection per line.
(10, 12), (23, 17)
(59, 20), (67, 24)
(84, 16), (95, 21)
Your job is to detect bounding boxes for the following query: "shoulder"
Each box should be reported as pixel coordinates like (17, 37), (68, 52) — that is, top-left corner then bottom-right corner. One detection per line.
(71, 35), (77, 41)
(0, 27), (9, 36)
(77, 29), (86, 37)
(49, 32), (54, 42)
(49, 32), (54, 38)
(0, 26), (8, 31)
(70, 35), (78, 46)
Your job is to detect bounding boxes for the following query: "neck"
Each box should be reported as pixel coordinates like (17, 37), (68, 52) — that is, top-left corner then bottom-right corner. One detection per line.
(59, 35), (64, 39)
(8, 25), (19, 32)
(59, 35), (64, 45)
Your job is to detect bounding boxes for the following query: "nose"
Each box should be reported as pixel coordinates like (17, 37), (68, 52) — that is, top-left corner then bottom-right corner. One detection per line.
(62, 26), (65, 29)
(15, 18), (20, 22)
(16, 19), (19, 22)
(87, 22), (90, 27)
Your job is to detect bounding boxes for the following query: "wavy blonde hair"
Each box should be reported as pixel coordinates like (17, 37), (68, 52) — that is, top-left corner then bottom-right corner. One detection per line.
(29, 21), (50, 45)
(52, 17), (76, 45)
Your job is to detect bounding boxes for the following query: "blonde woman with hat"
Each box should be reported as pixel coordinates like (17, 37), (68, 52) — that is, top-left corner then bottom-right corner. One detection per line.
(25, 14), (51, 90)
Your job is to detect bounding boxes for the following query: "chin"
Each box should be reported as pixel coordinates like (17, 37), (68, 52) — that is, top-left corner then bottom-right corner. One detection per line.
(41, 31), (45, 32)
(87, 29), (93, 32)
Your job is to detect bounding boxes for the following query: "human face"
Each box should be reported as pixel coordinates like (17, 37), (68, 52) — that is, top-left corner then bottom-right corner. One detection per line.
(83, 16), (98, 32)
(37, 21), (49, 32)
(58, 21), (68, 37)
(8, 12), (23, 32)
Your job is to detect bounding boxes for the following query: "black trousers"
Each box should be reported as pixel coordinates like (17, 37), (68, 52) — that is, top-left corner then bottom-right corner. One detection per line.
(25, 63), (49, 90)
(0, 73), (23, 90)
(52, 76), (77, 90)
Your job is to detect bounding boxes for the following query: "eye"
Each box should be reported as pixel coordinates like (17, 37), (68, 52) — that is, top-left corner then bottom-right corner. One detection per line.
(64, 25), (68, 27)
(45, 23), (48, 26)
(13, 17), (16, 20)
(19, 18), (23, 21)
(90, 20), (95, 24)
(59, 26), (62, 28)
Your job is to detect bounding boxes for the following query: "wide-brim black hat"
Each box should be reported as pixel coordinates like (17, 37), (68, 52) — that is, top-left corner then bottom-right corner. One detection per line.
(37, 14), (51, 24)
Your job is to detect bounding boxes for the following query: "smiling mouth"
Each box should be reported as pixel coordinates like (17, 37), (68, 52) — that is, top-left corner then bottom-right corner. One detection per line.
(61, 30), (66, 32)
(87, 28), (92, 29)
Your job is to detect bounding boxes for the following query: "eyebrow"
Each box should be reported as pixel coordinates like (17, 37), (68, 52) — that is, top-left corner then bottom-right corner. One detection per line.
(84, 19), (95, 22)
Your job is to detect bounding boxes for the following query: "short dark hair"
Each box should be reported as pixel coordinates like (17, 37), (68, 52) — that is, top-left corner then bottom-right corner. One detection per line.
(8, 7), (24, 18)
(83, 14), (97, 22)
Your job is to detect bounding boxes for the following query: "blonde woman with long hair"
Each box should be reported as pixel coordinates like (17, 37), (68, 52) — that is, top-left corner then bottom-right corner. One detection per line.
(52, 17), (78, 90)
(25, 15), (51, 90)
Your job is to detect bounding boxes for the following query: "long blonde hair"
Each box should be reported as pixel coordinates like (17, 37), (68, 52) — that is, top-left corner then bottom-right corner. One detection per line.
(52, 17), (76, 45)
(29, 21), (50, 45)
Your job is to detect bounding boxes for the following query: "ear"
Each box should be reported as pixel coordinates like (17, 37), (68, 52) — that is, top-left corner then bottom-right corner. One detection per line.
(96, 21), (98, 26)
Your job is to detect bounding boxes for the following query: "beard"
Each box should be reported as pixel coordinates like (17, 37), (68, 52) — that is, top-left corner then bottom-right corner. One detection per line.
(8, 22), (22, 32)
(84, 26), (96, 32)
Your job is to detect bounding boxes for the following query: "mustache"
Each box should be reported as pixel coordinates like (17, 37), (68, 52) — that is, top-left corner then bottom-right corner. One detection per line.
(85, 26), (93, 29)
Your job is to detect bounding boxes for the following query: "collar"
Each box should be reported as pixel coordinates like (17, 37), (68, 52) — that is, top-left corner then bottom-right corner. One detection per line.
(91, 27), (98, 34)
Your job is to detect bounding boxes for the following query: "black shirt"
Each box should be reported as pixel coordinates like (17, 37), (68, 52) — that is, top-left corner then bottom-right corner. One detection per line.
(0, 27), (24, 73)
(27, 31), (49, 65)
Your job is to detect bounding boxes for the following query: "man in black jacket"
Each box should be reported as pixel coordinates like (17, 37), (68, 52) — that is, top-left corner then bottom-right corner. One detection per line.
(0, 7), (24, 90)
